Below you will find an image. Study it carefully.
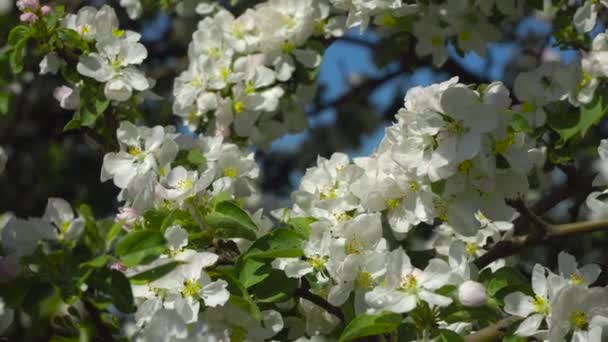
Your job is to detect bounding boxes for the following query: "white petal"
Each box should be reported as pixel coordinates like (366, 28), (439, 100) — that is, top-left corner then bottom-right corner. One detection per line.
(514, 314), (544, 337)
(200, 279), (230, 307)
(504, 292), (535, 317)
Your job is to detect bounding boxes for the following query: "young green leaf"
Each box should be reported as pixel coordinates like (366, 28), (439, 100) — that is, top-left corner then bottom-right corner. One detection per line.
(339, 312), (403, 342)
(129, 261), (183, 285)
(242, 229), (303, 260)
(250, 269), (298, 303)
(205, 201), (257, 240)
(115, 230), (166, 267)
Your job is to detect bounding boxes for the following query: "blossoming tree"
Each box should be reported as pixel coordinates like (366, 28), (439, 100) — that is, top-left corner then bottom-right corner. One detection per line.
(2, 0), (608, 341)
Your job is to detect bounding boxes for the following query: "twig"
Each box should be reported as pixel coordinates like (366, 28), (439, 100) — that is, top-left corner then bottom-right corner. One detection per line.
(294, 287), (345, 321)
(464, 316), (521, 342)
(475, 219), (608, 269)
(506, 199), (556, 234)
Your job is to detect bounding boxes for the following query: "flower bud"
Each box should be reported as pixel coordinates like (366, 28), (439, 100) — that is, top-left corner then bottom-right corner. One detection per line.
(19, 11), (38, 23)
(16, 0), (38, 11)
(40, 5), (51, 15)
(53, 85), (79, 110)
(458, 280), (487, 307)
(115, 207), (140, 229)
(110, 261), (127, 272)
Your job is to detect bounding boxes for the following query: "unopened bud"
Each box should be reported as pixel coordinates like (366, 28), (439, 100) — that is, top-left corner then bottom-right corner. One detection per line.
(40, 5), (51, 15)
(458, 280), (487, 307)
(20, 11), (38, 23)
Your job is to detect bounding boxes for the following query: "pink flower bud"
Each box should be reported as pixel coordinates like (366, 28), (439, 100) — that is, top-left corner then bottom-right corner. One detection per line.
(19, 11), (38, 23)
(16, 0), (38, 11)
(458, 280), (487, 307)
(111, 261), (127, 272)
(40, 4), (51, 15)
(115, 207), (140, 230)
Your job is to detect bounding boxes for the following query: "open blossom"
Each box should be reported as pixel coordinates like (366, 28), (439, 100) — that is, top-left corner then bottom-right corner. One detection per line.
(365, 248), (453, 314)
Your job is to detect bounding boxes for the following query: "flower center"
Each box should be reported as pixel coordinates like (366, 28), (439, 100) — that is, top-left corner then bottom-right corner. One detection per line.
(223, 167), (238, 178)
(176, 179), (193, 190)
(233, 101), (245, 114)
(533, 295), (550, 316)
(399, 274), (418, 293)
(181, 278), (201, 298)
(386, 198), (401, 210)
(345, 238), (365, 255)
(458, 160), (473, 175)
(356, 271), (375, 289)
(571, 310), (589, 330)
(308, 255), (327, 270)
(112, 28), (125, 37)
(570, 273), (584, 286)
(127, 146), (142, 157)
(465, 242), (478, 256)
(320, 186), (337, 200)
(281, 40), (295, 54)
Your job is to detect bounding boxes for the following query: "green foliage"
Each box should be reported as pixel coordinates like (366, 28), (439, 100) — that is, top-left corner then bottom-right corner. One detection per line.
(115, 229), (167, 267)
(547, 90), (608, 146)
(129, 261), (183, 285)
(241, 228), (303, 260)
(250, 269), (298, 303)
(205, 200), (258, 240)
(338, 312), (403, 342)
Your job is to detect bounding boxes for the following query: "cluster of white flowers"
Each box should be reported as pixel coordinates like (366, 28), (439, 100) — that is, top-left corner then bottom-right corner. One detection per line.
(573, 0), (608, 33)
(262, 78), (549, 333)
(42, 5), (151, 109)
(0, 198), (83, 279)
(504, 252), (607, 341)
(172, 0), (340, 147)
(332, 0), (524, 66)
(586, 139), (608, 219)
(286, 78), (544, 237)
(7, 0), (608, 341)
(172, 0), (528, 146)
(100, 121), (259, 214)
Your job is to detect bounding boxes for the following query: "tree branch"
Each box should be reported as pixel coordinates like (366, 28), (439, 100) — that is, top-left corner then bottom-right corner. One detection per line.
(474, 219), (608, 269)
(464, 316), (520, 342)
(294, 287), (344, 321)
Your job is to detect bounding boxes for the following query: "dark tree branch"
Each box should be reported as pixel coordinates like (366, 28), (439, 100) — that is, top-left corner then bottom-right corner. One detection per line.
(475, 218), (608, 269)
(294, 287), (344, 321)
(464, 317), (521, 342)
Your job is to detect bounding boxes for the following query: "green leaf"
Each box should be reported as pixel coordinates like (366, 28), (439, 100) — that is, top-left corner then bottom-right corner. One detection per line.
(243, 229), (303, 260)
(80, 255), (112, 269)
(107, 270), (135, 313)
(9, 41), (25, 74)
(235, 257), (271, 288)
(187, 149), (206, 167)
(205, 201), (257, 240)
(57, 27), (88, 52)
(79, 85), (109, 127)
(0, 91), (9, 115)
(8, 25), (31, 46)
(63, 117), (82, 131)
(339, 312), (402, 342)
(143, 207), (170, 230)
(438, 329), (465, 342)
(216, 268), (261, 321)
(115, 230), (166, 267)
(288, 217), (314, 239)
(579, 91), (608, 137)
(547, 106), (580, 145)
(130, 261), (182, 285)
(509, 113), (532, 133)
(105, 222), (124, 252)
(431, 180), (445, 195)
(251, 269), (298, 303)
